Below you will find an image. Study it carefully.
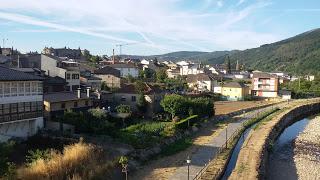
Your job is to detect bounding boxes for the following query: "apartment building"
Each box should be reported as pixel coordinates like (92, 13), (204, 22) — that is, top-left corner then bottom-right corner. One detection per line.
(252, 72), (279, 98)
(41, 54), (80, 91)
(108, 63), (139, 78)
(0, 66), (44, 142)
(186, 74), (218, 92)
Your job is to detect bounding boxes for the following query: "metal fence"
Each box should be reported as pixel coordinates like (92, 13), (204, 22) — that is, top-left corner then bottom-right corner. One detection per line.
(192, 108), (270, 180)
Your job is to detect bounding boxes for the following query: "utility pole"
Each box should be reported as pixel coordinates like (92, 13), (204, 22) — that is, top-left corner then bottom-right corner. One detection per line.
(2, 38), (8, 48)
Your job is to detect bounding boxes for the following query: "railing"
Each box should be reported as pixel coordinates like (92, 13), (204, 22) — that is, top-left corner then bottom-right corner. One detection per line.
(0, 111), (42, 124)
(193, 126), (243, 180)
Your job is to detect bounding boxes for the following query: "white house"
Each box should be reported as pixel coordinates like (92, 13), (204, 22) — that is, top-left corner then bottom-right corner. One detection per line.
(41, 54), (81, 91)
(108, 63), (139, 78)
(0, 66), (44, 142)
(186, 74), (218, 92)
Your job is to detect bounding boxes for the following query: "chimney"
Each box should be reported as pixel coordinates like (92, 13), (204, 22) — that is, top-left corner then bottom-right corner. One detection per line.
(86, 87), (90, 98)
(77, 88), (81, 98)
(112, 49), (115, 64)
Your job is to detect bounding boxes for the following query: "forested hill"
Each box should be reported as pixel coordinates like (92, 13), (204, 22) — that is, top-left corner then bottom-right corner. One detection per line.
(216, 28), (320, 74)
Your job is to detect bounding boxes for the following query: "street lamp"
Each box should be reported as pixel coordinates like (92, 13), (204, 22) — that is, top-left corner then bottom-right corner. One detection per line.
(187, 156), (191, 180)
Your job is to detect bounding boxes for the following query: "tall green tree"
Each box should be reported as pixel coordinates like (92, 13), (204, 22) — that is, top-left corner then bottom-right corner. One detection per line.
(137, 93), (147, 113)
(160, 94), (188, 119)
(156, 69), (168, 83)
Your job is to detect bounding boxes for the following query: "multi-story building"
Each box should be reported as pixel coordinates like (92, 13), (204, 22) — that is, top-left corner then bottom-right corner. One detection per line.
(0, 66), (44, 142)
(252, 72), (279, 98)
(94, 66), (121, 89)
(42, 47), (89, 60)
(221, 82), (249, 101)
(41, 54), (81, 91)
(108, 63), (139, 78)
(80, 71), (102, 91)
(186, 74), (218, 92)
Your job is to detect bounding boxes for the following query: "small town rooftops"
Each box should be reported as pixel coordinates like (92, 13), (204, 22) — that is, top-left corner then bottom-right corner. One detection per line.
(0, 66), (44, 81)
(44, 92), (90, 103)
(252, 72), (277, 78)
(116, 83), (163, 94)
(223, 81), (246, 88)
(108, 63), (137, 68)
(187, 73), (219, 83)
(94, 66), (121, 77)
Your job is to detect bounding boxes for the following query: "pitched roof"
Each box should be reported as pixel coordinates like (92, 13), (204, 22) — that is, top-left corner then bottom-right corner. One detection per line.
(108, 63), (137, 69)
(94, 66), (121, 77)
(44, 92), (89, 103)
(0, 66), (44, 81)
(252, 72), (277, 78)
(187, 73), (219, 83)
(116, 83), (163, 94)
(223, 81), (246, 88)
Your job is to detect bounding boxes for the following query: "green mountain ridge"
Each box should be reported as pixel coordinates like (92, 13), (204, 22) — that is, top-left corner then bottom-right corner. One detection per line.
(125, 28), (320, 74)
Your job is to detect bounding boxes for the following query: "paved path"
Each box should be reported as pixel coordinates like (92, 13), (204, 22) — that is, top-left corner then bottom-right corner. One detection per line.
(170, 105), (277, 180)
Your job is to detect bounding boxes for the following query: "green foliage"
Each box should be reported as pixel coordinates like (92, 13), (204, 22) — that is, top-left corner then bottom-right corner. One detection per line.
(156, 69), (168, 83)
(160, 94), (214, 119)
(126, 74), (135, 83)
(88, 108), (107, 119)
(164, 76), (188, 91)
(116, 104), (131, 114)
(0, 141), (15, 177)
(139, 68), (155, 80)
(174, 115), (199, 129)
(137, 93), (147, 113)
(118, 122), (172, 148)
(134, 80), (147, 94)
(282, 77), (320, 98)
(101, 81), (110, 91)
(26, 149), (51, 166)
(160, 137), (192, 156)
(160, 94), (188, 119)
(118, 156), (128, 166)
(89, 55), (101, 64)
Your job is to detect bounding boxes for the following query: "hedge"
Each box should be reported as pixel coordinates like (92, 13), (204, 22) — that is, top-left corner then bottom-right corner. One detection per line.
(175, 115), (199, 129)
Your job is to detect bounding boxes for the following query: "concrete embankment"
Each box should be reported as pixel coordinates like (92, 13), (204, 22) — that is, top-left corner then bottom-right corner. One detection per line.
(229, 99), (320, 180)
(294, 116), (320, 179)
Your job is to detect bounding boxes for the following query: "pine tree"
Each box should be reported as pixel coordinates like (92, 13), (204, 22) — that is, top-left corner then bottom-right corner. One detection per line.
(226, 56), (231, 74)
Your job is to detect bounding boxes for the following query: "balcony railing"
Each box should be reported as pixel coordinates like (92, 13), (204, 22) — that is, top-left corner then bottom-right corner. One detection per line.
(0, 111), (42, 124)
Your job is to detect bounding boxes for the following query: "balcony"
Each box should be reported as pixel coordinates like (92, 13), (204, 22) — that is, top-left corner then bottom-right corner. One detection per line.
(0, 111), (43, 124)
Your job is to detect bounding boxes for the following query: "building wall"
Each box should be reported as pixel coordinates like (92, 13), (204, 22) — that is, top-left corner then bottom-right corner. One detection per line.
(0, 117), (43, 142)
(80, 77), (101, 91)
(116, 67), (139, 78)
(0, 80), (44, 142)
(222, 87), (248, 101)
(96, 74), (121, 88)
(252, 77), (279, 98)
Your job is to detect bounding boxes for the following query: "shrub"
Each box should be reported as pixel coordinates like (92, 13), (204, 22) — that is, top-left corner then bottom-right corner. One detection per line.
(0, 141), (16, 177)
(26, 149), (51, 166)
(17, 141), (113, 180)
(175, 115), (199, 129)
(116, 105), (131, 114)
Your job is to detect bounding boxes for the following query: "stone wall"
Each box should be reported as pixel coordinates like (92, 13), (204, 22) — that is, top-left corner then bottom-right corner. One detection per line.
(260, 102), (320, 179)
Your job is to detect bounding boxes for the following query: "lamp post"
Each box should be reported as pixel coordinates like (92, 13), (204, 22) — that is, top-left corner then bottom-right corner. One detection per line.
(187, 156), (191, 180)
(122, 164), (128, 180)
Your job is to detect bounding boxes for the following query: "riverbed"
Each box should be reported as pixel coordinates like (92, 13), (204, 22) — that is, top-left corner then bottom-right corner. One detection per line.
(266, 118), (309, 180)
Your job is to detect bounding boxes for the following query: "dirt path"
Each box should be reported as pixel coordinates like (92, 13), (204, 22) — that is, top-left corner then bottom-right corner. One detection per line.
(132, 103), (278, 180)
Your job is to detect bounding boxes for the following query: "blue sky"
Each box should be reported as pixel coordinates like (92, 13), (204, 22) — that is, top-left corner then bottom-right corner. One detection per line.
(0, 0), (319, 56)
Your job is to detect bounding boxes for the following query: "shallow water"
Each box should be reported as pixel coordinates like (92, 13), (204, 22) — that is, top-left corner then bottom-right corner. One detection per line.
(266, 118), (309, 180)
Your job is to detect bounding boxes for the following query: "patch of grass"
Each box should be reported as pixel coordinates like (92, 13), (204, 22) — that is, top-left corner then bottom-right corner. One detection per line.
(237, 163), (247, 173)
(160, 137), (193, 156)
(253, 108), (287, 130)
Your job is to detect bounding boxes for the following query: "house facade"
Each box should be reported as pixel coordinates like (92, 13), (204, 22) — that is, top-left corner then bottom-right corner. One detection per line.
(108, 63), (139, 78)
(221, 82), (249, 101)
(0, 66), (44, 142)
(112, 83), (164, 117)
(186, 74), (218, 92)
(94, 66), (121, 89)
(41, 54), (81, 91)
(252, 72), (279, 98)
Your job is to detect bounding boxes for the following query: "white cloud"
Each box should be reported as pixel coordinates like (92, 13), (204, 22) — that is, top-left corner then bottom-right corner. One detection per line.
(0, 0), (280, 54)
(237, 0), (246, 6)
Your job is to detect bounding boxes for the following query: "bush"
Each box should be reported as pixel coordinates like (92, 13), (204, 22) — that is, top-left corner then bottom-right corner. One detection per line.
(116, 105), (131, 114)
(17, 141), (113, 180)
(26, 149), (51, 166)
(175, 115), (199, 129)
(0, 141), (16, 177)
(118, 122), (172, 148)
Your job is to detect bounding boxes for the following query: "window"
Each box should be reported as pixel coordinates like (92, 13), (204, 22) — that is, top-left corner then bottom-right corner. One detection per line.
(18, 103), (24, 113)
(37, 102), (43, 111)
(66, 73), (71, 80)
(131, 96), (136, 102)
(61, 103), (66, 109)
(74, 102), (78, 107)
(72, 74), (79, 79)
(121, 96), (126, 102)
(37, 82), (43, 94)
(0, 104), (3, 115)
(25, 82), (31, 95)
(32, 82), (37, 94)
(18, 82), (25, 96)
(10, 82), (17, 96)
(0, 83), (3, 97)
(10, 103), (17, 113)
(4, 82), (10, 96)
(25, 102), (31, 112)
(3, 104), (10, 114)
(31, 102), (37, 111)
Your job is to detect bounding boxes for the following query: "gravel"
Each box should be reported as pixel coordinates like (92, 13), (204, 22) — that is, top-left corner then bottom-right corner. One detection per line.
(294, 116), (320, 180)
